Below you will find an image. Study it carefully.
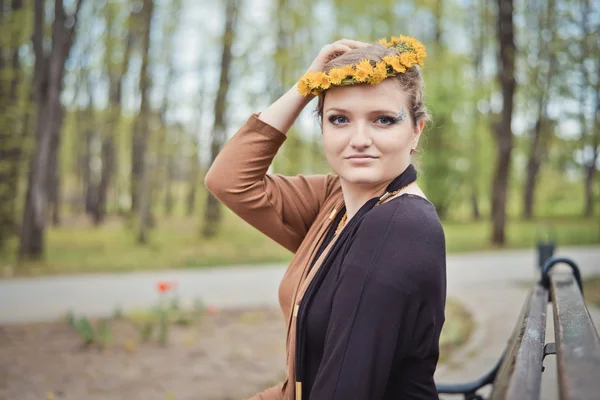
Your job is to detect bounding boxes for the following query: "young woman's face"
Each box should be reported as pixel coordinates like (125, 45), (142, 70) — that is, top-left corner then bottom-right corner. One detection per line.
(322, 79), (422, 188)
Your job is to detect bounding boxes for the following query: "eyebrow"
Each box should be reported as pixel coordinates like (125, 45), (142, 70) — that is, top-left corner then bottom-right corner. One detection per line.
(324, 107), (402, 115)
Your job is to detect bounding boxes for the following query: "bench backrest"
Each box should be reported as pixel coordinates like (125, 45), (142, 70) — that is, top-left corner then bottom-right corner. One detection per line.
(491, 268), (600, 400)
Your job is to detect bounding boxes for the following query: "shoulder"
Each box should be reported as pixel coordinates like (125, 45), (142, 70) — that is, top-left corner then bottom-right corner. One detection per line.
(353, 194), (446, 291)
(362, 194), (444, 240)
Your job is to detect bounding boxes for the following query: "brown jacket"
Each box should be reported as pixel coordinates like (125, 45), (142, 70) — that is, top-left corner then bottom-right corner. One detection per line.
(204, 114), (346, 400)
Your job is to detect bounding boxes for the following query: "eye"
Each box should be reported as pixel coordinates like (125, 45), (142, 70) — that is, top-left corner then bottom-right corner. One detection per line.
(328, 115), (349, 125)
(375, 116), (397, 126)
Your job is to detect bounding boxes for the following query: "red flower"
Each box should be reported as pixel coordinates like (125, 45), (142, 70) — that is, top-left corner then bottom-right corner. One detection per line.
(206, 305), (218, 315)
(156, 281), (173, 293)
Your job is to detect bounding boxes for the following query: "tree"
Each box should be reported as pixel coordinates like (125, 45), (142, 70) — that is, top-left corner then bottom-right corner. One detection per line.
(20, 0), (85, 260)
(131, 0), (154, 216)
(187, 73), (206, 217)
(521, 0), (558, 219)
(94, 0), (134, 225)
(490, 0), (517, 244)
(0, 0), (29, 248)
(578, 0), (599, 217)
(202, 0), (239, 238)
(131, 0), (155, 243)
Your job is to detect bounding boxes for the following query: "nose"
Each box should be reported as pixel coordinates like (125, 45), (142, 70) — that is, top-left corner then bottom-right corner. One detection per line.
(349, 122), (372, 149)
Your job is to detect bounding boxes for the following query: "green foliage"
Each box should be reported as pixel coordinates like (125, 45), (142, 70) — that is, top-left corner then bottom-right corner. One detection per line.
(1, 0), (598, 264)
(67, 313), (112, 348)
(419, 49), (477, 218)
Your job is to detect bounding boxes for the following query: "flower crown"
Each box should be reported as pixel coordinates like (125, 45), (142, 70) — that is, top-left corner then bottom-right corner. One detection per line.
(297, 35), (427, 97)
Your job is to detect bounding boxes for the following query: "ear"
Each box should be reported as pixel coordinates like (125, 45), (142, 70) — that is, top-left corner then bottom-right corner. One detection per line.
(413, 119), (425, 144)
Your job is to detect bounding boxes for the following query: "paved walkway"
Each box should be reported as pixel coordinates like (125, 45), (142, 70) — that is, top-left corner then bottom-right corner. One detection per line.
(1, 246), (599, 399)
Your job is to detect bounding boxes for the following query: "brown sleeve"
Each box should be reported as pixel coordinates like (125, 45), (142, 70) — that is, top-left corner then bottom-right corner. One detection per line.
(247, 381), (285, 400)
(204, 114), (334, 253)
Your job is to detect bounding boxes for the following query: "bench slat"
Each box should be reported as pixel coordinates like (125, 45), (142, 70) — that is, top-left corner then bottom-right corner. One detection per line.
(551, 271), (600, 400)
(490, 284), (548, 400)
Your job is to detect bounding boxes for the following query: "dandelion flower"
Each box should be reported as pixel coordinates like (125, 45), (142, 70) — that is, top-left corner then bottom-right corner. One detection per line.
(385, 55), (406, 73)
(340, 65), (356, 79)
(297, 75), (312, 96)
(327, 68), (345, 85)
(400, 52), (417, 68)
(312, 72), (331, 90)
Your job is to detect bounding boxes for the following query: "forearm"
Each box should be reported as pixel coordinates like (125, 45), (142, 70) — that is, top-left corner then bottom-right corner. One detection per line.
(258, 83), (314, 134)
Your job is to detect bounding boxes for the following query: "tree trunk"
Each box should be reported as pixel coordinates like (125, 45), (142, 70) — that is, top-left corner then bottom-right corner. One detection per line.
(20, 0), (85, 260)
(491, 0), (516, 245)
(584, 65), (599, 217)
(131, 0), (154, 215)
(83, 124), (96, 215)
(202, 0), (239, 238)
(583, 28), (599, 217)
(186, 140), (199, 216)
(522, 0), (557, 220)
(470, 191), (480, 220)
(137, 160), (152, 244)
(523, 118), (542, 220)
(433, 0), (444, 45)
(47, 113), (63, 226)
(164, 155), (174, 216)
(134, 0), (155, 242)
(94, 136), (115, 225)
(0, 0), (25, 247)
(467, 0), (487, 221)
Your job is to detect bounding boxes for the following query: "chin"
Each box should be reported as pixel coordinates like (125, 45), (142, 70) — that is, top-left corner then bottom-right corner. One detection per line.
(337, 168), (384, 186)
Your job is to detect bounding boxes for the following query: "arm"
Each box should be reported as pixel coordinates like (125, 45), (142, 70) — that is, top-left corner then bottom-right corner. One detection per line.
(309, 199), (446, 399)
(205, 113), (335, 253)
(205, 40), (369, 253)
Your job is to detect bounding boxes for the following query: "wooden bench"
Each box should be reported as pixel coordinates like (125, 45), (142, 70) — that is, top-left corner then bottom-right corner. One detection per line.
(436, 257), (600, 400)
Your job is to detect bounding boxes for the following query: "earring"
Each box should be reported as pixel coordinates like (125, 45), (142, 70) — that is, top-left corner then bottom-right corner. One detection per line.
(410, 148), (416, 155)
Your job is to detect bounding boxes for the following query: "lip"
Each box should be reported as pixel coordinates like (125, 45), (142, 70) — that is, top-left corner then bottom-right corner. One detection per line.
(345, 155), (378, 165)
(345, 155), (378, 159)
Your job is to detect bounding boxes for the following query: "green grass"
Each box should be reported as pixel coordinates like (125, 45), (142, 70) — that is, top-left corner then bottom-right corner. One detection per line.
(439, 298), (475, 363)
(1, 210), (599, 278)
(442, 216), (600, 253)
(583, 277), (600, 308)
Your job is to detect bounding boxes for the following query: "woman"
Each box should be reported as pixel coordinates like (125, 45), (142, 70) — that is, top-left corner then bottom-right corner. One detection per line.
(205, 35), (446, 400)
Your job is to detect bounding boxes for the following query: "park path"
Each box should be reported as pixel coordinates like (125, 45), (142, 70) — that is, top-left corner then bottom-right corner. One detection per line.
(1, 246), (599, 399)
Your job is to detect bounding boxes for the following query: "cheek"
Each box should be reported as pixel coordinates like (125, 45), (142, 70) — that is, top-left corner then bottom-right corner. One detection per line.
(322, 130), (343, 154)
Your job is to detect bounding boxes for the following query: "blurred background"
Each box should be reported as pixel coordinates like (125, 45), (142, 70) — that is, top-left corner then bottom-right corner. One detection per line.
(0, 0), (598, 273)
(0, 0), (599, 399)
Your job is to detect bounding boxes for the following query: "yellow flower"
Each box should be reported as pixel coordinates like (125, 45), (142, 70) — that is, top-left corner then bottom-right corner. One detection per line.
(313, 71), (331, 89)
(340, 65), (355, 78)
(415, 49), (427, 66)
(354, 59), (374, 82)
(327, 67), (345, 85)
(297, 75), (312, 96)
(384, 55), (406, 73)
(399, 52), (417, 68)
(306, 71), (320, 90)
(366, 61), (388, 85)
(377, 37), (391, 47)
(354, 69), (370, 82)
(390, 36), (402, 45)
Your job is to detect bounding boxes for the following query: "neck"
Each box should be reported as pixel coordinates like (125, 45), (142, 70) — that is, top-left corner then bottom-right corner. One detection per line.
(340, 179), (390, 222)
(339, 164), (416, 221)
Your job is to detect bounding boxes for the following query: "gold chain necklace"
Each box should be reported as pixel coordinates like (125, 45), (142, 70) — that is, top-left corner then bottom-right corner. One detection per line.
(334, 183), (412, 236)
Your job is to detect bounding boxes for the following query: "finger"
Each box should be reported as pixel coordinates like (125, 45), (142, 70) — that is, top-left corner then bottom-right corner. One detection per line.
(327, 43), (353, 54)
(334, 39), (370, 49)
(324, 44), (353, 61)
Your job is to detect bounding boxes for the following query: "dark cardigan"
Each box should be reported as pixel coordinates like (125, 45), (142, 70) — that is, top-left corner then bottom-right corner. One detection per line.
(296, 194), (446, 400)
